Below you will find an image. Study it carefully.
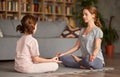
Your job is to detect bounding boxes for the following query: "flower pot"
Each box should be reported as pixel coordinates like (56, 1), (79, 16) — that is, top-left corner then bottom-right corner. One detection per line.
(105, 45), (114, 58)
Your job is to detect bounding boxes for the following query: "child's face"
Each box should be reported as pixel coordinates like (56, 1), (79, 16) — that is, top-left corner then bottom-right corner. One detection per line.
(33, 23), (38, 34)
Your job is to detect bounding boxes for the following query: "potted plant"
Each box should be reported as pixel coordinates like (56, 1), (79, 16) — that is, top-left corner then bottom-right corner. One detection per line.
(103, 16), (119, 58)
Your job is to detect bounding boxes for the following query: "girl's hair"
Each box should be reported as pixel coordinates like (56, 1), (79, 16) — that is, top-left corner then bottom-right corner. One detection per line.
(83, 6), (102, 28)
(16, 15), (38, 34)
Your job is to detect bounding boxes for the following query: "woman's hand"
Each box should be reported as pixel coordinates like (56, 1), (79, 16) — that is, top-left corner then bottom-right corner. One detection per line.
(89, 54), (96, 62)
(56, 52), (65, 57)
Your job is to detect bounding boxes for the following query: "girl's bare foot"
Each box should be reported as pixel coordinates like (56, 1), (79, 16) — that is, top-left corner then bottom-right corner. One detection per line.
(45, 71), (53, 73)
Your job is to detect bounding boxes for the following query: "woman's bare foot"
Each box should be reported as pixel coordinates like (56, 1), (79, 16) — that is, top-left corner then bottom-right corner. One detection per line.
(80, 66), (93, 70)
(80, 66), (87, 69)
(71, 55), (81, 62)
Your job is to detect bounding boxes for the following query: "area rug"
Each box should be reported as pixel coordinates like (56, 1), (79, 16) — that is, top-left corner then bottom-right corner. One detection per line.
(42, 64), (114, 75)
(0, 62), (114, 77)
(48, 66), (114, 75)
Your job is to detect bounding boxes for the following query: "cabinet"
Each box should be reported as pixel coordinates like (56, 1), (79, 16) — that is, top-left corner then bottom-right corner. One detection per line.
(0, 0), (75, 21)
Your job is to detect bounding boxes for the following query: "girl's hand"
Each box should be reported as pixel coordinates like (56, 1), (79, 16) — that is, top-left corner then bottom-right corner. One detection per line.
(89, 54), (96, 62)
(51, 57), (62, 63)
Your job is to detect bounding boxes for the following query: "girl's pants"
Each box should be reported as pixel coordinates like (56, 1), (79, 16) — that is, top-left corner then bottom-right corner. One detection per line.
(15, 62), (58, 73)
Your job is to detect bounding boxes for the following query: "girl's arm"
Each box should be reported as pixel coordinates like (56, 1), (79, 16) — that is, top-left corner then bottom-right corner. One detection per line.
(32, 56), (61, 63)
(90, 38), (102, 62)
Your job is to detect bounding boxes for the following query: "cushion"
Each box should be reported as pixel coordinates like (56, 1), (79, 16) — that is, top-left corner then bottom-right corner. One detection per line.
(0, 19), (20, 37)
(34, 21), (67, 38)
(60, 25), (80, 38)
(69, 18), (76, 28)
(0, 28), (3, 37)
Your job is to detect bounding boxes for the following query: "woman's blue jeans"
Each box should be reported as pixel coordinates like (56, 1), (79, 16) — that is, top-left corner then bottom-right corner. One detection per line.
(59, 55), (103, 69)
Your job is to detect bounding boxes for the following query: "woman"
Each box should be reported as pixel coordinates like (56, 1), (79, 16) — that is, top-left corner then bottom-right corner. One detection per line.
(14, 15), (61, 73)
(57, 6), (105, 69)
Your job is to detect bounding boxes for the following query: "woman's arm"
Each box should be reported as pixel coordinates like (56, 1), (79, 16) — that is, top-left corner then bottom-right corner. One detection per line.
(58, 40), (80, 57)
(90, 38), (102, 62)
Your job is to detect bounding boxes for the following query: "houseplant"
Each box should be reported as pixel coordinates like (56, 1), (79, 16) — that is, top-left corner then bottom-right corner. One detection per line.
(103, 16), (119, 58)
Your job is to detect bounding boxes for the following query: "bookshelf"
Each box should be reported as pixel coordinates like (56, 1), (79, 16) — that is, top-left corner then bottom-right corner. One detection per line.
(0, 0), (75, 21)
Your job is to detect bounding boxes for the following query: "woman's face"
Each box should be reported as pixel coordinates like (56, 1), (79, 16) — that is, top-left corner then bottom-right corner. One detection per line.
(82, 9), (95, 23)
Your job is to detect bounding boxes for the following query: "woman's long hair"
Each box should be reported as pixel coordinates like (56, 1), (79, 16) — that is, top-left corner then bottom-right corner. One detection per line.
(83, 6), (102, 28)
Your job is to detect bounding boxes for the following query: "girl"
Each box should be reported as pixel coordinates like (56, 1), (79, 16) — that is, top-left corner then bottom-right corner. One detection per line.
(57, 6), (105, 69)
(15, 15), (61, 73)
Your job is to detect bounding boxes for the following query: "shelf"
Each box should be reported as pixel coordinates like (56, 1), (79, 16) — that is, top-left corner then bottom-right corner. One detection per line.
(0, 0), (76, 21)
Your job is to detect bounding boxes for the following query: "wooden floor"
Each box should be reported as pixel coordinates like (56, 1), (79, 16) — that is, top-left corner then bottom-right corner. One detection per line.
(59, 53), (120, 77)
(0, 54), (120, 77)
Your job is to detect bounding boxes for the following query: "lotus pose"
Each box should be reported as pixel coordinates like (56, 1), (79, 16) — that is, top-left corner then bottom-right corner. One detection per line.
(57, 6), (105, 69)
(14, 15), (61, 73)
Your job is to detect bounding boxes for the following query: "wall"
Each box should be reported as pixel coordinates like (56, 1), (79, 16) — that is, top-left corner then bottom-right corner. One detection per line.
(97, 0), (120, 53)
